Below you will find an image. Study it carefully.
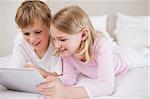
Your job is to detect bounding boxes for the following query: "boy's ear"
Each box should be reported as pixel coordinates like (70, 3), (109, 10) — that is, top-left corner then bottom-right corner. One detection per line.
(81, 27), (88, 41)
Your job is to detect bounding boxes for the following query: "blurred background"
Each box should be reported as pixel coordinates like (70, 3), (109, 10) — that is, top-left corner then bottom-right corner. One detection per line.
(0, 0), (149, 56)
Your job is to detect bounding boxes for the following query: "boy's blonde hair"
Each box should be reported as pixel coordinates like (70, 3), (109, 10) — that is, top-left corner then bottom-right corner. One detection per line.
(15, 0), (51, 28)
(51, 6), (97, 61)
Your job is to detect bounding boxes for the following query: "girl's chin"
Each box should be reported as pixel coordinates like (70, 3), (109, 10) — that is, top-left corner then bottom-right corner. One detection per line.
(60, 55), (68, 58)
(60, 53), (71, 58)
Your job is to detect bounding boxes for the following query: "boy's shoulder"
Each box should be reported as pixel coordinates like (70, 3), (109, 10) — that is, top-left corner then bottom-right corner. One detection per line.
(14, 33), (25, 45)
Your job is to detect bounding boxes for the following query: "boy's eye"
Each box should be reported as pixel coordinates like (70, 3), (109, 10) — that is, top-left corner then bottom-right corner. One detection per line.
(35, 31), (42, 34)
(23, 32), (30, 36)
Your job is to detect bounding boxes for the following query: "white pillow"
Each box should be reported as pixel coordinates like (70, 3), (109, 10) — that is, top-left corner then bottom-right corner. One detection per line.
(90, 15), (112, 39)
(114, 13), (150, 49)
(90, 15), (107, 32)
(90, 15), (117, 47)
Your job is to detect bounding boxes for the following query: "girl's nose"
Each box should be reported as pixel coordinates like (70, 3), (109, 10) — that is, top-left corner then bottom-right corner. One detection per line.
(55, 41), (61, 48)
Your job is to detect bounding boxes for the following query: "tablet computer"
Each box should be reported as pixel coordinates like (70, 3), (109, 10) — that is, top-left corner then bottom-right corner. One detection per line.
(0, 68), (45, 94)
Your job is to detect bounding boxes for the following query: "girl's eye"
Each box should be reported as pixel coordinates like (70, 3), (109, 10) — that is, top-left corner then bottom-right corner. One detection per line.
(24, 32), (30, 36)
(60, 39), (67, 41)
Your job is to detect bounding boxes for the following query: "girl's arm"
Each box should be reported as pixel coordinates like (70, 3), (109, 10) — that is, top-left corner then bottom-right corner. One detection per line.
(63, 86), (89, 99)
(78, 37), (115, 97)
(58, 58), (77, 85)
(37, 75), (89, 99)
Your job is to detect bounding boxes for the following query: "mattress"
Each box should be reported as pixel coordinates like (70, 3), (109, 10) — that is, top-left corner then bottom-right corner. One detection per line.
(0, 67), (148, 99)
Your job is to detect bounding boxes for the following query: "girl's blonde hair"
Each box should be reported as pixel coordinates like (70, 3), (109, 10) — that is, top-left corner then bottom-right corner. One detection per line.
(15, 0), (51, 28)
(51, 6), (97, 61)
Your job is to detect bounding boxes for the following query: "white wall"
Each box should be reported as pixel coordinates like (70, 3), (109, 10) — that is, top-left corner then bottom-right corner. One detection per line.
(48, 0), (148, 34)
(0, 1), (20, 56)
(48, 0), (148, 16)
(148, 0), (150, 15)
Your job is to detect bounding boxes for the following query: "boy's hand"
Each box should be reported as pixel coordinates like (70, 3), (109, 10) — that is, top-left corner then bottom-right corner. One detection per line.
(24, 64), (35, 69)
(24, 64), (58, 78)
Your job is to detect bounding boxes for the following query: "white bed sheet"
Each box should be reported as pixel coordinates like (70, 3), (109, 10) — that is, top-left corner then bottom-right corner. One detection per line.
(0, 67), (148, 99)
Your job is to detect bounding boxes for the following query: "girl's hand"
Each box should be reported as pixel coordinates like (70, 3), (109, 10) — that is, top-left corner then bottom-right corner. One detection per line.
(37, 75), (66, 99)
(24, 64), (58, 78)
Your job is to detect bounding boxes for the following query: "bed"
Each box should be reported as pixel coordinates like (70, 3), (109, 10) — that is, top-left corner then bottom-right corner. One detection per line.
(0, 0), (149, 99)
(0, 65), (148, 99)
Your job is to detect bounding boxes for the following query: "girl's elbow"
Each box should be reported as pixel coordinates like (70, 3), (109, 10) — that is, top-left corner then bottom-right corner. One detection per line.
(107, 83), (115, 95)
(108, 86), (114, 95)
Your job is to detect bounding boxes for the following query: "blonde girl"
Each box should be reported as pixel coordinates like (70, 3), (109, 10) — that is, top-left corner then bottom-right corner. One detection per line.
(37, 5), (129, 99)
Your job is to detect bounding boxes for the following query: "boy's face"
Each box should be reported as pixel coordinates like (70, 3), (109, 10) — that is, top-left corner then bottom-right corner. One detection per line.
(50, 25), (82, 58)
(21, 20), (50, 53)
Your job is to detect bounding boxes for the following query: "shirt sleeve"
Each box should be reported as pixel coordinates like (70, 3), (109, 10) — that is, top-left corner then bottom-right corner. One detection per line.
(58, 58), (77, 86)
(9, 34), (27, 68)
(77, 37), (115, 97)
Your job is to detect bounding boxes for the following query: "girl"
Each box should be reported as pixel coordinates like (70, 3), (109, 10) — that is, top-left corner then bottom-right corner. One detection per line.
(11, 0), (62, 77)
(37, 6), (129, 99)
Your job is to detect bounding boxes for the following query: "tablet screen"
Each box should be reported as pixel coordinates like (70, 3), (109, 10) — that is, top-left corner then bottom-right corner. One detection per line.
(0, 68), (45, 93)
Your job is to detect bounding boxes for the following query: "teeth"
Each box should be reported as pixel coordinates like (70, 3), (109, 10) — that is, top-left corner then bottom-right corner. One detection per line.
(61, 48), (65, 51)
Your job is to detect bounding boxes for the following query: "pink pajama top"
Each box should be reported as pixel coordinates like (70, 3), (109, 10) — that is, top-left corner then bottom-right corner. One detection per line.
(59, 36), (129, 97)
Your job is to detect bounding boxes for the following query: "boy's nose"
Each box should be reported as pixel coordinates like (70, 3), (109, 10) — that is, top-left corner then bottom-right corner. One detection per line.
(29, 35), (37, 44)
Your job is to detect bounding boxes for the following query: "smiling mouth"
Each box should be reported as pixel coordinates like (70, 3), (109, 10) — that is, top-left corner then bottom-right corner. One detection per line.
(60, 49), (66, 52)
(32, 42), (40, 46)
(54, 48), (67, 55)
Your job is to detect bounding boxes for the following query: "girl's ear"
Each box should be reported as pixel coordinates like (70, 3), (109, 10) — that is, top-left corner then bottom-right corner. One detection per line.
(81, 27), (88, 41)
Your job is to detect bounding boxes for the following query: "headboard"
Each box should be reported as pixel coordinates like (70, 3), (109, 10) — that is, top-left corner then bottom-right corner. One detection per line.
(0, 0), (149, 56)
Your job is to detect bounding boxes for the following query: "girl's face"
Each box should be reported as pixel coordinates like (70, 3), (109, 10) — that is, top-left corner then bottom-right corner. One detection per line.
(50, 25), (83, 58)
(21, 20), (50, 53)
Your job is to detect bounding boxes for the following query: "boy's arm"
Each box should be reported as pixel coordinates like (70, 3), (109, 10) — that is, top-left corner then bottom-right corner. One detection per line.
(24, 64), (58, 78)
